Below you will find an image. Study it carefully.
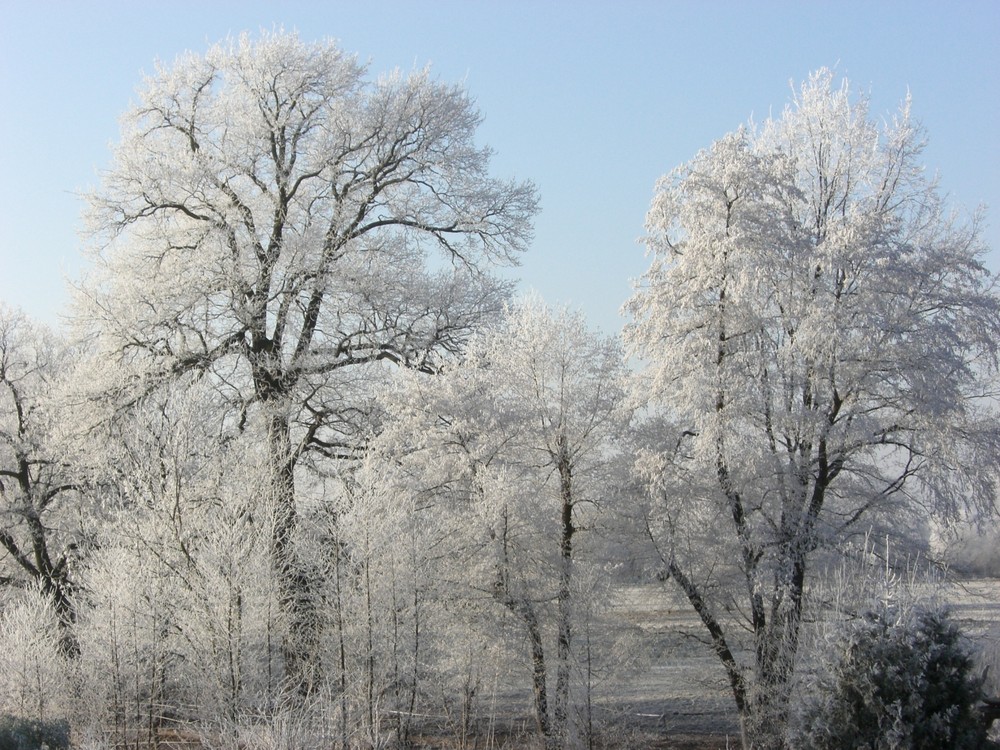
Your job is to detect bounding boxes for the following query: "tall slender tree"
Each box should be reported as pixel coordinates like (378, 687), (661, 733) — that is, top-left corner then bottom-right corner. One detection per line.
(382, 300), (629, 748)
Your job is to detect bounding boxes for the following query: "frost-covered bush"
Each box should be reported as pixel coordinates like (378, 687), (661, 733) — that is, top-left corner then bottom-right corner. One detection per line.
(0, 586), (72, 722)
(796, 601), (986, 749)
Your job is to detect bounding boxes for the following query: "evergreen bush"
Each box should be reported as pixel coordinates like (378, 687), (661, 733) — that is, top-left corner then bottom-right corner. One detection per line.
(0, 715), (70, 750)
(797, 602), (986, 749)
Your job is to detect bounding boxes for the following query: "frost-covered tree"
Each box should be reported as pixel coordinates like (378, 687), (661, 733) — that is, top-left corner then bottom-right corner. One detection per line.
(0, 305), (84, 652)
(75, 29), (537, 690)
(74, 381), (283, 744)
(383, 300), (629, 748)
(309, 460), (432, 749)
(0, 585), (72, 722)
(626, 70), (1000, 748)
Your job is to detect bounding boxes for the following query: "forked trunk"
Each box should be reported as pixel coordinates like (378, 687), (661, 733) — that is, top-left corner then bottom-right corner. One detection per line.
(738, 560), (808, 749)
(739, 675), (793, 750)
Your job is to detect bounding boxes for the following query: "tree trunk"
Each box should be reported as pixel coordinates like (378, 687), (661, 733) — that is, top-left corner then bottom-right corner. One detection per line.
(4, 456), (80, 657)
(740, 469), (826, 748)
(739, 556), (809, 749)
(740, 649), (796, 750)
(553, 441), (574, 749)
(524, 601), (552, 744)
(266, 414), (320, 696)
(493, 579), (551, 745)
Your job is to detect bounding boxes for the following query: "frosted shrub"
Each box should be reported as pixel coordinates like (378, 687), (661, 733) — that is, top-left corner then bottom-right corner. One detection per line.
(74, 545), (177, 746)
(0, 586), (71, 721)
(796, 601), (986, 749)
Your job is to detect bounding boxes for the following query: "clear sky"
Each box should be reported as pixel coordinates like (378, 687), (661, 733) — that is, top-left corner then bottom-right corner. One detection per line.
(1, 1), (998, 334)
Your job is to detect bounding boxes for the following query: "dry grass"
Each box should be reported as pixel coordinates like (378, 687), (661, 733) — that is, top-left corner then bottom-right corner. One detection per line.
(67, 580), (1000, 749)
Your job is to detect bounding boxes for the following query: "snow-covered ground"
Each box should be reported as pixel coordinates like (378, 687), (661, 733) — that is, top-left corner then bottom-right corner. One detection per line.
(599, 580), (1000, 745)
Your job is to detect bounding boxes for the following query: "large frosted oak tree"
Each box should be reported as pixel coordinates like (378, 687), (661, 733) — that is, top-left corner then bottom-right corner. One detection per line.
(75, 30), (537, 692)
(626, 70), (1000, 748)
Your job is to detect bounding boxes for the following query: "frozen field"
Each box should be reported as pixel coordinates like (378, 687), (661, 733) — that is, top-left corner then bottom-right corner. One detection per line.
(592, 580), (1000, 748)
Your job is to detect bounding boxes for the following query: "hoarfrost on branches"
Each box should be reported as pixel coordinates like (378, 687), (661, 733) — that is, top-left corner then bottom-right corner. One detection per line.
(74, 29), (537, 692)
(379, 299), (630, 748)
(626, 68), (1000, 749)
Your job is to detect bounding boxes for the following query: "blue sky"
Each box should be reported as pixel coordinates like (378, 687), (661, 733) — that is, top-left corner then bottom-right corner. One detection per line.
(1, 1), (998, 334)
